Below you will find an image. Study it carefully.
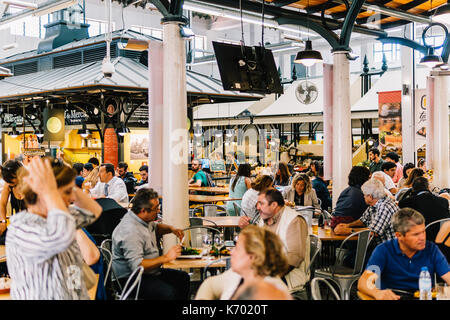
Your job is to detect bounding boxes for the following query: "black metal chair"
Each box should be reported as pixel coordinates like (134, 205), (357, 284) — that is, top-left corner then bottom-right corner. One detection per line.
(311, 277), (341, 300)
(314, 229), (373, 300)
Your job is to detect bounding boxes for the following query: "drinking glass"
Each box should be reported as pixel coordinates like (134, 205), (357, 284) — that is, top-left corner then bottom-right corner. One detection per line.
(202, 234), (212, 256)
(312, 218), (319, 235)
(324, 220), (331, 235)
(436, 283), (450, 300)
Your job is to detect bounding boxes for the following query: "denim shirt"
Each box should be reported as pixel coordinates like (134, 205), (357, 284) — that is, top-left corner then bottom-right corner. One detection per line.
(112, 211), (160, 280)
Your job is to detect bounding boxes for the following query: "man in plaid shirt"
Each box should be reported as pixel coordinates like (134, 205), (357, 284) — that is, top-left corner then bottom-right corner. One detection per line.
(335, 179), (398, 244)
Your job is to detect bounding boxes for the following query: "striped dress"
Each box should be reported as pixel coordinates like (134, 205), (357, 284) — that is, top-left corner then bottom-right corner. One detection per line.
(6, 206), (96, 300)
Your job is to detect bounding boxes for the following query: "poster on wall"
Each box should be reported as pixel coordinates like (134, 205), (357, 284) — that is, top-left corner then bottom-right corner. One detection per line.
(414, 89), (427, 153)
(378, 91), (402, 154)
(130, 133), (149, 160)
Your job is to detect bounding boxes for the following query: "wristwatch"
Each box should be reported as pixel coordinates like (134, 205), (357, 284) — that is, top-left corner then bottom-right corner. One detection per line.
(0, 220), (6, 224)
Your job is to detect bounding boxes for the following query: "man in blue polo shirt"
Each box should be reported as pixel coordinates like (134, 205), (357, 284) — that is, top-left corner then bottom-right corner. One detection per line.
(358, 208), (450, 300)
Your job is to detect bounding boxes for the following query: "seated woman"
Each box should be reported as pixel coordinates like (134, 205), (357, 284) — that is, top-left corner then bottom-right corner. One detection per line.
(0, 160), (26, 235)
(395, 168), (424, 202)
(6, 157), (103, 299)
(274, 162), (291, 187)
(195, 225), (291, 300)
(397, 162), (414, 189)
(331, 166), (371, 232)
(282, 173), (320, 209)
(226, 163), (252, 216)
(240, 175), (274, 220)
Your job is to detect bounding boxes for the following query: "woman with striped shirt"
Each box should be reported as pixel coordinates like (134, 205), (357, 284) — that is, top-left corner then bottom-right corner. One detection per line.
(6, 157), (102, 300)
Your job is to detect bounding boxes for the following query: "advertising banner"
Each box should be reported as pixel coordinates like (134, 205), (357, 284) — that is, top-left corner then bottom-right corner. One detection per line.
(378, 90), (402, 154)
(415, 89), (427, 154)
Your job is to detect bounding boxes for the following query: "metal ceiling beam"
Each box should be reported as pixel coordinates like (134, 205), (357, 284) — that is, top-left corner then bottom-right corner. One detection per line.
(333, 0), (432, 24)
(339, 0), (366, 49)
(189, 0), (386, 37)
(333, 0), (391, 19)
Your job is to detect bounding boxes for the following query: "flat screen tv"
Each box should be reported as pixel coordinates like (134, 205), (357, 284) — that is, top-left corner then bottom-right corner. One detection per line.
(212, 41), (283, 95)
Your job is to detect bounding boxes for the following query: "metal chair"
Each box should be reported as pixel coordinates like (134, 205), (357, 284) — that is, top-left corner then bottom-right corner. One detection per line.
(308, 234), (322, 275)
(192, 204), (227, 217)
(310, 277), (341, 300)
(232, 202), (241, 216)
(425, 218), (450, 230)
(314, 229), (373, 300)
(99, 239), (123, 292)
(118, 266), (144, 300)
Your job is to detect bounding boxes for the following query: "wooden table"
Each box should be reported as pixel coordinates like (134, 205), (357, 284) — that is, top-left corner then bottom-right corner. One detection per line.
(316, 227), (369, 241)
(163, 257), (226, 269)
(189, 186), (229, 194)
(202, 216), (241, 228)
(189, 195), (242, 203)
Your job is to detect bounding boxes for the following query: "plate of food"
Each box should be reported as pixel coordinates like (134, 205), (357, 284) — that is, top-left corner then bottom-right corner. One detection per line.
(179, 247), (202, 259)
(0, 277), (11, 294)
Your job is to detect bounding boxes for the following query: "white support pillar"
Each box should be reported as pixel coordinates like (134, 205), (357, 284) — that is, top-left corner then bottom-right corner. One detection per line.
(323, 64), (333, 182)
(400, 22), (416, 165)
(148, 41), (164, 195)
(332, 51), (352, 207)
(427, 74), (450, 189)
(161, 21), (189, 251)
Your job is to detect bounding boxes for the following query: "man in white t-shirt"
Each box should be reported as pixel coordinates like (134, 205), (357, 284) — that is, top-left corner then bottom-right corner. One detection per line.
(371, 171), (395, 199)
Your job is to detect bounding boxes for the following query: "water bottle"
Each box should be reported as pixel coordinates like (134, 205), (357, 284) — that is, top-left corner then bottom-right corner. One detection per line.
(419, 267), (432, 300)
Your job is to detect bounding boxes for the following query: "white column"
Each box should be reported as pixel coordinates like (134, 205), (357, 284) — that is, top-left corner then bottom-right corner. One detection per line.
(148, 41), (164, 195)
(332, 51), (352, 207)
(323, 64), (333, 182)
(161, 21), (189, 251)
(427, 74), (450, 189)
(400, 22), (416, 165)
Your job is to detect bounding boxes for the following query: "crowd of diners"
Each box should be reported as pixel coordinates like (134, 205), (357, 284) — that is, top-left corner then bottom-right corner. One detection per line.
(0, 148), (447, 300)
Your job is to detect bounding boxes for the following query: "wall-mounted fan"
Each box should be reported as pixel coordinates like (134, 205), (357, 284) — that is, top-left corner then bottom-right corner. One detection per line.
(295, 81), (318, 105)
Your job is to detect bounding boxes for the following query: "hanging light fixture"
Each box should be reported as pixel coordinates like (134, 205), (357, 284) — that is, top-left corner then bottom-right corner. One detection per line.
(116, 122), (130, 136)
(294, 0), (322, 67)
(420, 47), (443, 68)
(294, 40), (323, 67)
(77, 123), (91, 138)
(433, 1), (450, 25)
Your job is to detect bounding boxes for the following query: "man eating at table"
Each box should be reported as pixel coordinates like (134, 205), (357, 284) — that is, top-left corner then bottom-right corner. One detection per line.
(357, 208), (450, 300)
(111, 188), (190, 300)
(239, 188), (310, 300)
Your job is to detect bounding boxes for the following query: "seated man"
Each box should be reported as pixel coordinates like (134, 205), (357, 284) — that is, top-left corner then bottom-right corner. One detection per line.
(335, 179), (398, 245)
(112, 188), (190, 300)
(117, 162), (137, 195)
(188, 159), (208, 187)
(239, 188), (309, 300)
(136, 165), (148, 189)
(89, 163), (129, 205)
(381, 161), (398, 195)
(357, 208), (450, 300)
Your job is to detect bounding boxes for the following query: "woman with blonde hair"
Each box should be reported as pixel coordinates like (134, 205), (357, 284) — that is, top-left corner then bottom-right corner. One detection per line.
(195, 225), (291, 300)
(282, 173), (320, 208)
(82, 164), (100, 193)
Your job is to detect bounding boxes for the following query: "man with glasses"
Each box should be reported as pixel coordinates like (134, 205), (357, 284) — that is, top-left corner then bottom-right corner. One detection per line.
(111, 188), (190, 300)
